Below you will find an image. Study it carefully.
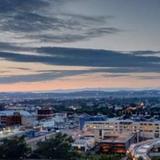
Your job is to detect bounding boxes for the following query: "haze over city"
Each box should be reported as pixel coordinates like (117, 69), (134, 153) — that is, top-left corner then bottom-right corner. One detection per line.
(0, 0), (160, 92)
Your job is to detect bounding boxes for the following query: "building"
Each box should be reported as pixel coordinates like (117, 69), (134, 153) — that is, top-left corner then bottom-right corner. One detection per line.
(0, 127), (26, 141)
(37, 107), (54, 120)
(72, 136), (95, 152)
(21, 112), (36, 127)
(79, 115), (106, 130)
(0, 110), (32, 127)
(98, 133), (136, 154)
(39, 118), (55, 129)
(84, 118), (160, 139)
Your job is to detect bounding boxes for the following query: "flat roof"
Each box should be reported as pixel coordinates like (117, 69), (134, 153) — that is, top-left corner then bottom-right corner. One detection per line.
(0, 110), (31, 116)
(100, 133), (135, 144)
(86, 118), (160, 124)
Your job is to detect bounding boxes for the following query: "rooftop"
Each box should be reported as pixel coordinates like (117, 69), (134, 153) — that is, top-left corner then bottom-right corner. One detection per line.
(0, 110), (31, 116)
(100, 133), (135, 144)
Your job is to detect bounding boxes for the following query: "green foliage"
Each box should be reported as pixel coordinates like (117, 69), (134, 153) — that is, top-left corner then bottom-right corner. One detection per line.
(0, 136), (31, 159)
(151, 157), (160, 160)
(79, 154), (124, 160)
(0, 133), (125, 160)
(32, 132), (78, 159)
(137, 157), (144, 160)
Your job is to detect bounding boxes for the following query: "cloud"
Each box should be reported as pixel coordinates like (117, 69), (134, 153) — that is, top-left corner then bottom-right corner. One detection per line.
(0, 42), (35, 53)
(7, 67), (32, 71)
(0, 0), (119, 49)
(0, 48), (160, 73)
(131, 51), (160, 57)
(0, 47), (159, 84)
(136, 75), (160, 80)
(0, 0), (49, 13)
(0, 71), (74, 84)
(0, 69), (106, 84)
(0, 0), (159, 85)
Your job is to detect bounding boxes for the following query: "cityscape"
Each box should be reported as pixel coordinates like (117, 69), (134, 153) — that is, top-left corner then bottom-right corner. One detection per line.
(0, 91), (160, 160)
(0, 0), (160, 160)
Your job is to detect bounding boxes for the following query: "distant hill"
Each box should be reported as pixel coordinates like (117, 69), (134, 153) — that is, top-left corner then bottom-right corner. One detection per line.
(0, 89), (160, 100)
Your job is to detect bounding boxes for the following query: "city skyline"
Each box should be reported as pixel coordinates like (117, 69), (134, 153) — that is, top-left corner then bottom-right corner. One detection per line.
(0, 0), (160, 92)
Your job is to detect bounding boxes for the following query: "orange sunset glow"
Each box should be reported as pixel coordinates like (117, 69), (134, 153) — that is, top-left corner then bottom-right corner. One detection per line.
(0, 0), (160, 92)
(0, 73), (159, 92)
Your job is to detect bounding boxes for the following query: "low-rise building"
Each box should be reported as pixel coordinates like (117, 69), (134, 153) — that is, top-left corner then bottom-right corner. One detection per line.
(37, 107), (54, 120)
(84, 118), (160, 140)
(72, 136), (95, 152)
(0, 110), (34, 127)
(79, 115), (106, 130)
(98, 133), (136, 154)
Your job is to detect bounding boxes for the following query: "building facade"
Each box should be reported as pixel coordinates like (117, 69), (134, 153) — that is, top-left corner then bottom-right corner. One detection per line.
(84, 119), (160, 140)
(0, 110), (33, 127)
(79, 115), (106, 130)
(37, 107), (54, 120)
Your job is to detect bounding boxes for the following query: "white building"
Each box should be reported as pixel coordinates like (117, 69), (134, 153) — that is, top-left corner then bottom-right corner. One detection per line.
(72, 136), (95, 152)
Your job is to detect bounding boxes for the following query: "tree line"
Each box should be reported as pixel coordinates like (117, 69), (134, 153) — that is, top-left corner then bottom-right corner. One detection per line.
(0, 133), (123, 160)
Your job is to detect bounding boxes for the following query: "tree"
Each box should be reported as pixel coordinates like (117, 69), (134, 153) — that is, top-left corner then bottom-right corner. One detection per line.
(32, 132), (77, 159)
(137, 157), (143, 160)
(84, 154), (124, 160)
(0, 136), (31, 159)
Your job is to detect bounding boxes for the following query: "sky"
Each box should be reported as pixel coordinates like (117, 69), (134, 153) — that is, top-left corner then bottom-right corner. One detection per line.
(0, 0), (160, 92)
